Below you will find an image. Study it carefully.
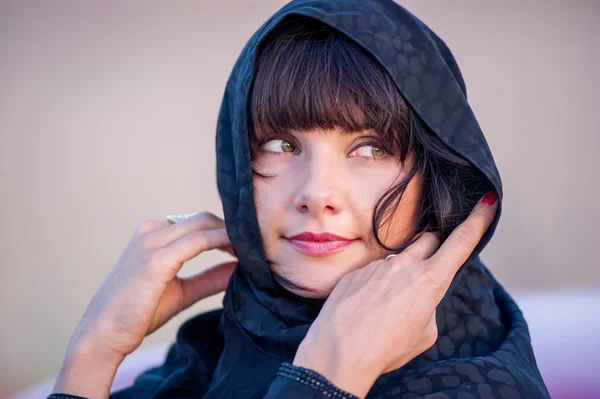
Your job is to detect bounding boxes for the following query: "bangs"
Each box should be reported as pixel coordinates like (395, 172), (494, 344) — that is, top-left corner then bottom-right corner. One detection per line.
(248, 15), (413, 160)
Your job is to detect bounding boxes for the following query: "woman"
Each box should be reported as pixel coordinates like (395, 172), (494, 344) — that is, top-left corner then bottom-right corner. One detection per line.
(49, 1), (550, 398)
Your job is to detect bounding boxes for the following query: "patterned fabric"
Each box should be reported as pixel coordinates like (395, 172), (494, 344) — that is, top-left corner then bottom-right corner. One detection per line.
(106, 0), (550, 398)
(274, 362), (360, 399)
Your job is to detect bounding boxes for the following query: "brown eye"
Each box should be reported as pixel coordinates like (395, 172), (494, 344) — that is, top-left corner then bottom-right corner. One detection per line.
(371, 146), (384, 157)
(261, 139), (296, 153)
(350, 143), (387, 158)
(282, 141), (294, 152)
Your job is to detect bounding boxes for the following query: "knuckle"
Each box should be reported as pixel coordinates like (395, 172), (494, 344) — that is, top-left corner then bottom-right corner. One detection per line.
(196, 211), (221, 224)
(134, 219), (152, 235)
(134, 218), (163, 236)
(424, 231), (441, 246)
(420, 231), (437, 242)
(143, 249), (179, 273)
(190, 229), (208, 249)
(138, 234), (158, 251)
(196, 211), (214, 221)
(141, 250), (160, 267)
(418, 264), (443, 289)
(396, 251), (416, 263)
(453, 224), (476, 245)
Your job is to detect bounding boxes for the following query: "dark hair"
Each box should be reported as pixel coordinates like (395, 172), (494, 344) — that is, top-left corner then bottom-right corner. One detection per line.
(247, 15), (491, 295)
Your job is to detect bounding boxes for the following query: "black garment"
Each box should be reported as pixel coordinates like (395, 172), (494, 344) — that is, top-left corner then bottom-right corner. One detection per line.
(49, 337), (357, 398)
(53, 0), (551, 398)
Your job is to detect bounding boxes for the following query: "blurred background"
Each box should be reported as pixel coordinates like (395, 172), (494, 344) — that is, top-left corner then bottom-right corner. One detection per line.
(1, 1), (598, 398)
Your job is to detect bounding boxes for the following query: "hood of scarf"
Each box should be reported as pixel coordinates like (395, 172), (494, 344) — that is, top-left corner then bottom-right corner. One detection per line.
(103, 2), (550, 398)
(216, 0), (503, 361)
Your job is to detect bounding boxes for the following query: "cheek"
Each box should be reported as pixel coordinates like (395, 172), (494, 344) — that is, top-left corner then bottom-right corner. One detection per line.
(377, 174), (422, 247)
(350, 167), (403, 214)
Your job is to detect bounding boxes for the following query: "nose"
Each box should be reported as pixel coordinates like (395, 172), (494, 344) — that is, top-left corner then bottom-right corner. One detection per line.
(292, 156), (344, 217)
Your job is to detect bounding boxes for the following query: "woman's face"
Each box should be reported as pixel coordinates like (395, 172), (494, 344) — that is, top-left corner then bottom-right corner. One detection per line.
(252, 126), (422, 298)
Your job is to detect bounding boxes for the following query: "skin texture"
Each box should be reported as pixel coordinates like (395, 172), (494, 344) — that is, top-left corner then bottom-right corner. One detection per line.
(252, 125), (423, 298)
(252, 125), (499, 398)
(294, 193), (498, 398)
(51, 123), (498, 399)
(52, 212), (238, 398)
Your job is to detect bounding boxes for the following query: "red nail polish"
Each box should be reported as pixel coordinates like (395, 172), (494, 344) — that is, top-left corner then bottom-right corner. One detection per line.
(482, 190), (498, 206)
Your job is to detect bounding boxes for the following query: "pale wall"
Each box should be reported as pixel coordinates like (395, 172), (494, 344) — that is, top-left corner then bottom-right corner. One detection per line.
(1, 1), (598, 397)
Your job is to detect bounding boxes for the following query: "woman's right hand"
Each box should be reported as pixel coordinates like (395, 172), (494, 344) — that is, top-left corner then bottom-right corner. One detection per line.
(68, 211), (237, 363)
(294, 191), (499, 398)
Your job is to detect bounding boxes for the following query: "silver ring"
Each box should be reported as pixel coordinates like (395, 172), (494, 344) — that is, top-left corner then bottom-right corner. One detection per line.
(166, 213), (198, 224)
(385, 253), (397, 259)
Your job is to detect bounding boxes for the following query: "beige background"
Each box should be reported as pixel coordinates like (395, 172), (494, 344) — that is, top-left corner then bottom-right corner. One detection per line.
(1, 0), (598, 397)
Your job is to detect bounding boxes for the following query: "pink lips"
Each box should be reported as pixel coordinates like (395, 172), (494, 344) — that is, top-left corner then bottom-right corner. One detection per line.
(287, 232), (356, 256)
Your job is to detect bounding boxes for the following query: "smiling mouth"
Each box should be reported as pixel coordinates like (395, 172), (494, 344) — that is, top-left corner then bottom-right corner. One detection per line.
(286, 238), (356, 256)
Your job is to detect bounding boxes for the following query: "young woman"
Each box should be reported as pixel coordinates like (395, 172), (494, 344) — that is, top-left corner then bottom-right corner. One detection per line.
(49, 1), (550, 398)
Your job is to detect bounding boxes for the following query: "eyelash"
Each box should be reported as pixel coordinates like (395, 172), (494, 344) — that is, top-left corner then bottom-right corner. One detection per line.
(256, 137), (393, 161)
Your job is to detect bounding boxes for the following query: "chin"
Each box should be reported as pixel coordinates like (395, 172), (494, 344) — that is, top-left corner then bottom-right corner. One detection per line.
(295, 288), (331, 299)
(270, 263), (341, 299)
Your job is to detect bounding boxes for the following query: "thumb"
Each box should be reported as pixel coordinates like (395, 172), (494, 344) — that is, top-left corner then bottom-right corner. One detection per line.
(179, 260), (238, 310)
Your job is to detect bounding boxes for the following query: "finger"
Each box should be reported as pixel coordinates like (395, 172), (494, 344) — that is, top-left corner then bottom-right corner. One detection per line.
(134, 218), (172, 236)
(150, 211), (227, 247)
(179, 260), (238, 309)
(151, 228), (232, 273)
(397, 231), (441, 261)
(425, 190), (499, 291)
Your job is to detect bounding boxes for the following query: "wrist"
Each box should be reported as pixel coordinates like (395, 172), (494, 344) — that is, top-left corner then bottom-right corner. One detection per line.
(53, 334), (125, 399)
(293, 336), (380, 399)
(67, 332), (126, 369)
(68, 318), (129, 367)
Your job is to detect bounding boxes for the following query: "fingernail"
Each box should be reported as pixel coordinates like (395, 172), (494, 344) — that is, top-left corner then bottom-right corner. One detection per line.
(482, 190), (498, 206)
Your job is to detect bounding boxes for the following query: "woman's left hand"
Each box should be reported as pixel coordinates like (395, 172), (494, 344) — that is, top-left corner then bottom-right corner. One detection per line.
(293, 191), (499, 398)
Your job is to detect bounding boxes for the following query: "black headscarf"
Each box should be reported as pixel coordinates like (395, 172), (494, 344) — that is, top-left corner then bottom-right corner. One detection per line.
(109, 1), (550, 397)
